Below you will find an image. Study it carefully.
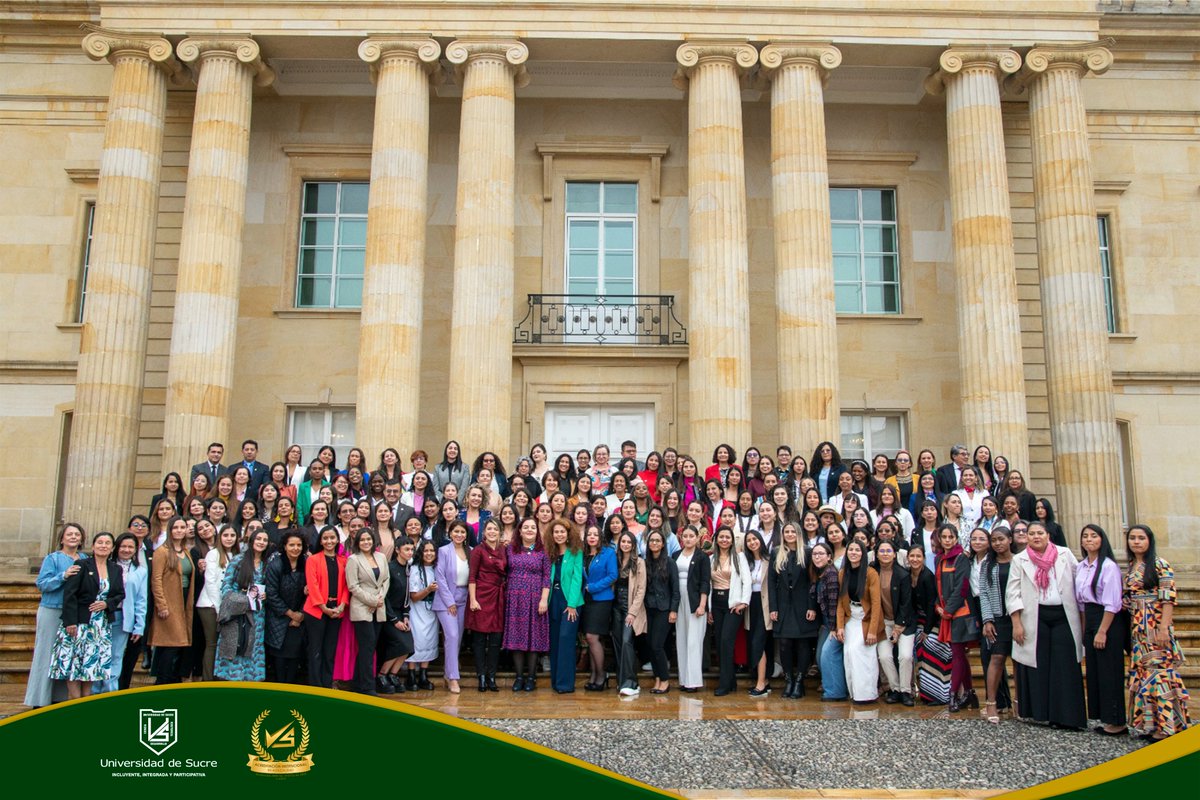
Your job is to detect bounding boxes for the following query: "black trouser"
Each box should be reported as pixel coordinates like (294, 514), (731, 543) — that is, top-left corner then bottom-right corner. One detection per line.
(273, 654), (302, 684)
(612, 605), (638, 688)
(778, 636), (814, 679)
(119, 635), (145, 690)
(1084, 602), (1127, 726)
(712, 589), (741, 691)
(153, 646), (186, 685)
(473, 631), (503, 677)
(304, 613), (340, 689)
(353, 620), (382, 694)
(645, 608), (671, 680)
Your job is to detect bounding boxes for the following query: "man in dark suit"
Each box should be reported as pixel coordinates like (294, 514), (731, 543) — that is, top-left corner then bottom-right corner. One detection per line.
(935, 444), (971, 495)
(190, 442), (227, 486)
(230, 439), (269, 495)
(383, 481), (416, 529)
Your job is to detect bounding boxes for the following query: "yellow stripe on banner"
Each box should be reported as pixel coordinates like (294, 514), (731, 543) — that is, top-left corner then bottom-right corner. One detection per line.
(1, 682), (681, 798)
(995, 726), (1200, 800)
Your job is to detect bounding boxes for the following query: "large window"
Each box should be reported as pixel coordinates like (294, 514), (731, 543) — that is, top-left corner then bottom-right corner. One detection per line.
(840, 412), (906, 461)
(565, 181), (637, 297)
(288, 407), (356, 461)
(77, 202), (95, 322)
(1098, 215), (1117, 333)
(296, 181), (368, 308)
(831, 188), (900, 314)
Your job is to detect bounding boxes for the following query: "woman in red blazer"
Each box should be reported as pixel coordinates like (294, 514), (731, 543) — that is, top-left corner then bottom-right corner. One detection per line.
(704, 443), (738, 484)
(304, 525), (348, 688)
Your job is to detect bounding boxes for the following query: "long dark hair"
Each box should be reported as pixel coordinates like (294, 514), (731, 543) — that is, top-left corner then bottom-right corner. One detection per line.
(1126, 524), (1160, 593)
(644, 529), (669, 581)
(113, 532), (142, 567)
(234, 530), (270, 590)
(838, 540), (867, 599)
(440, 440), (464, 469)
(811, 441), (843, 469)
(984, 526), (1012, 587)
(1079, 523), (1117, 594)
(616, 530), (639, 578)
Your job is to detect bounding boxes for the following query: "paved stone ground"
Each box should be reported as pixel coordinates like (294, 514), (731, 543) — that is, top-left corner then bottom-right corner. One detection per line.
(473, 717), (1144, 791)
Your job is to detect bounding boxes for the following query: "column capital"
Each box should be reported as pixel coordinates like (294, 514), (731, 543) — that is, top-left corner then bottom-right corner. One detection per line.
(358, 37), (442, 83)
(759, 42), (841, 82)
(1009, 41), (1114, 93)
(445, 38), (529, 88)
(81, 25), (184, 82)
(924, 46), (1021, 96)
(673, 40), (758, 89)
(177, 36), (275, 87)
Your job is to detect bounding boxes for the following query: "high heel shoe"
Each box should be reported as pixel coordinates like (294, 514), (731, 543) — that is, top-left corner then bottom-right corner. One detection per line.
(446, 678), (461, 694)
(985, 700), (999, 724)
(949, 691), (964, 713)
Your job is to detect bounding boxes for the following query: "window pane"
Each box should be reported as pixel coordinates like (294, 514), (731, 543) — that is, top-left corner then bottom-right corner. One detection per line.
(299, 248), (334, 275)
(337, 248), (364, 276)
(340, 183), (369, 215)
(862, 225), (896, 253)
(290, 410), (323, 447)
(568, 251), (599, 278)
(840, 415), (865, 460)
(832, 224), (859, 254)
(606, 252), (634, 281)
(833, 255), (859, 283)
(304, 183), (337, 215)
(339, 219), (366, 247)
(605, 220), (635, 251)
(603, 183), (638, 214)
(302, 218), (334, 246)
(863, 255), (898, 283)
(567, 278), (598, 296)
(331, 410), (356, 450)
(566, 182), (600, 213)
(865, 285), (888, 314)
(835, 283), (862, 314)
(861, 190), (895, 221)
(604, 279), (635, 295)
(568, 220), (599, 249)
(830, 189), (858, 221)
(335, 277), (362, 308)
(298, 276), (332, 308)
(871, 415), (904, 452)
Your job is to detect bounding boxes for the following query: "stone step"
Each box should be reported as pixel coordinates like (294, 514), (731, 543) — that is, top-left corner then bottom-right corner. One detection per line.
(0, 591), (40, 611)
(0, 626), (33, 646)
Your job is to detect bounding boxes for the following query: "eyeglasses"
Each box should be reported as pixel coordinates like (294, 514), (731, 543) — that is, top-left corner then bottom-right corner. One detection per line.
(130, 521), (148, 528)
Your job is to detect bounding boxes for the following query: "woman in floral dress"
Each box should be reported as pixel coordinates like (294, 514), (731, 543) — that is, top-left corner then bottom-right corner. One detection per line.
(1125, 524), (1190, 740)
(50, 532), (124, 698)
(215, 529), (269, 681)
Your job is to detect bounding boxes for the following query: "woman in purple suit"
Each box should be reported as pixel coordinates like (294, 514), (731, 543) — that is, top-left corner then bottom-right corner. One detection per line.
(433, 519), (472, 694)
(504, 517), (551, 691)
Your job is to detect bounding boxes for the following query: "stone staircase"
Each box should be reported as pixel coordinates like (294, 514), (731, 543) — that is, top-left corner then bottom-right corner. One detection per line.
(1, 572), (1197, 687)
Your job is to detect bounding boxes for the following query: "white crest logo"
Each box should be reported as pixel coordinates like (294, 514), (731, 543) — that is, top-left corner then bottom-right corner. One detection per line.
(138, 708), (178, 755)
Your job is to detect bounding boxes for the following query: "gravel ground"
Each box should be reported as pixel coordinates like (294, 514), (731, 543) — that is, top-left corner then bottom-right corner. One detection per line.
(473, 717), (1144, 790)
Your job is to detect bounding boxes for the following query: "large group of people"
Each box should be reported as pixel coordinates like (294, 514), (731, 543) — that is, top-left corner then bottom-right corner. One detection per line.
(24, 438), (1190, 740)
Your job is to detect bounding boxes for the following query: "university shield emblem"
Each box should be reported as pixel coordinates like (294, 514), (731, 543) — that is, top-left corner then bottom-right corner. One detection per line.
(138, 708), (178, 755)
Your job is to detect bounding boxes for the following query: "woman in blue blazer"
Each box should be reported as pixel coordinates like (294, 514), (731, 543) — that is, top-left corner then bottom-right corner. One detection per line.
(103, 533), (147, 693)
(581, 524), (617, 690)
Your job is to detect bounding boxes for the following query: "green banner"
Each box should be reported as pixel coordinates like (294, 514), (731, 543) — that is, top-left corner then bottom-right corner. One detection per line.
(0, 683), (677, 797)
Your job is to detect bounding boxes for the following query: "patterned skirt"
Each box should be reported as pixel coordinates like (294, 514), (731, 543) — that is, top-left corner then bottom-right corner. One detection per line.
(1128, 592), (1191, 736)
(48, 611), (113, 683)
(916, 628), (952, 704)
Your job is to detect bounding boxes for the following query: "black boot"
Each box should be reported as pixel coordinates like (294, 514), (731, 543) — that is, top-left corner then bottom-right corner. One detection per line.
(478, 674), (488, 692)
(793, 674), (805, 699)
(404, 668), (416, 692)
(783, 675), (796, 699)
(391, 673), (406, 693)
(417, 667), (434, 691)
(487, 673), (499, 692)
(376, 675), (395, 695)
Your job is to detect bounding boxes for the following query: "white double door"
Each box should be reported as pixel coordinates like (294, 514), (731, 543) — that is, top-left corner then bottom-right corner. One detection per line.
(544, 403), (655, 460)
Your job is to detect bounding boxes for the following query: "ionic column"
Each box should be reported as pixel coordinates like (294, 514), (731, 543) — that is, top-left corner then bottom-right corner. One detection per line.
(444, 39), (528, 460)
(760, 42), (842, 449)
(355, 38), (441, 459)
(64, 29), (181, 532)
(1014, 44), (1121, 538)
(161, 39), (272, 474)
(674, 41), (757, 458)
(927, 48), (1030, 470)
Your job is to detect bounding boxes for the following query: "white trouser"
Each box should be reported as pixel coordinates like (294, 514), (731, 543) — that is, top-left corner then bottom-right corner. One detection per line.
(877, 618), (915, 693)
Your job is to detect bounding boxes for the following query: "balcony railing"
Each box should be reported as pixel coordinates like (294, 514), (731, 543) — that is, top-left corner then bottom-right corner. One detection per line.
(513, 294), (688, 345)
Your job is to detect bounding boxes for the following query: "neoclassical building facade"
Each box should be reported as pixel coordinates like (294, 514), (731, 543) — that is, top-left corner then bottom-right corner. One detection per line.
(1, 0), (1197, 569)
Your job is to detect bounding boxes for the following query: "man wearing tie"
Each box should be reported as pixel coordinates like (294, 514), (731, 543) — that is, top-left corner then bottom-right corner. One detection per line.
(190, 442), (227, 486)
(233, 439), (269, 495)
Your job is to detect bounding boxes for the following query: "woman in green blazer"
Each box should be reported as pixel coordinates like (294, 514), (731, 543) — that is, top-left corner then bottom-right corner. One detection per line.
(545, 517), (585, 693)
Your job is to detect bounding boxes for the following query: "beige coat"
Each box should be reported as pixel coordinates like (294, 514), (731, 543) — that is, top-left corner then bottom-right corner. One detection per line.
(345, 551), (390, 622)
(621, 557), (648, 636)
(1005, 546), (1083, 668)
(744, 556), (772, 632)
(149, 544), (195, 647)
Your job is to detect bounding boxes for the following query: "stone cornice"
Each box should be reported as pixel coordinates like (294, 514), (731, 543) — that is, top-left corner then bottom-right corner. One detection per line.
(673, 40), (758, 90)
(758, 42), (842, 86)
(177, 36), (275, 87)
(1009, 40), (1115, 93)
(445, 39), (530, 89)
(80, 24), (184, 84)
(357, 36), (442, 84)
(924, 46), (1021, 96)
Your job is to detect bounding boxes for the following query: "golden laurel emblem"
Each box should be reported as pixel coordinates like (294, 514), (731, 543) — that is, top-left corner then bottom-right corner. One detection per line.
(247, 709), (314, 774)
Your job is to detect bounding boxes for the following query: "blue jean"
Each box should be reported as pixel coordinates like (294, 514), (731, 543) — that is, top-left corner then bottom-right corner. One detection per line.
(819, 626), (848, 700)
(98, 610), (129, 694)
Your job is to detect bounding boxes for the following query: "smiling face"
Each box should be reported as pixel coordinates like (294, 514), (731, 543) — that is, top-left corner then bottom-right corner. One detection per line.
(92, 534), (114, 559)
(520, 518), (539, 543)
(117, 537), (137, 561)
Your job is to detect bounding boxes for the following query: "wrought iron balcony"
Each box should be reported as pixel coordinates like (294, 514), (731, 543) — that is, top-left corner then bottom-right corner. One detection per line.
(513, 294), (688, 345)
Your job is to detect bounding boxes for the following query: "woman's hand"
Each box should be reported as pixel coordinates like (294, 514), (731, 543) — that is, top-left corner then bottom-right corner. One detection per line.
(157, 608), (169, 620)
(626, 614), (636, 627)
(836, 628), (845, 643)
(667, 612), (677, 624)
(566, 607), (577, 623)
(448, 604), (457, 617)
(806, 610), (816, 622)
(1093, 630), (1107, 650)
(197, 560), (206, 572)
(88, 600), (106, 613)
(64, 564), (81, 578)
(65, 624), (77, 637)
(397, 620), (410, 632)
(538, 598), (549, 616)
(770, 611), (778, 622)
(733, 603), (747, 615)
(1154, 626), (1171, 648)
(983, 621), (996, 644)
(131, 633), (141, 643)
(694, 604), (706, 619)
(865, 632), (878, 645)
(470, 599), (482, 612)
(1012, 620), (1025, 646)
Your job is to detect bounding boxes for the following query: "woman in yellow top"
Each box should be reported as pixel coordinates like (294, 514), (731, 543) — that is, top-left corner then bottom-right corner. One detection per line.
(545, 517), (584, 693)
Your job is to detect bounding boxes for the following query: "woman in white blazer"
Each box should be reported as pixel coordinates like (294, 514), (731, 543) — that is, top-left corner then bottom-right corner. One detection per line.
(345, 529), (390, 695)
(1005, 521), (1086, 730)
(709, 526), (751, 696)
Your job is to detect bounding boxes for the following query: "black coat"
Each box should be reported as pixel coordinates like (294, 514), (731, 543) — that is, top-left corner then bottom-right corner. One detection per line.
(61, 556), (125, 627)
(643, 554), (680, 612)
(910, 567), (938, 633)
(678, 550), (711, 614)
(263, 556), (307, 651)
(384, 560), (411, 624)
(935, 463), (961, 495)
(873, 562), (916, 634)
(768, 552), (819, 639)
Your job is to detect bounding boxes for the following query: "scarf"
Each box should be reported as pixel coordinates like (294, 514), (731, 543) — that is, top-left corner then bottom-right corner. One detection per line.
(1026, 542), (1058, 594)
(940, 541), (964, 566)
